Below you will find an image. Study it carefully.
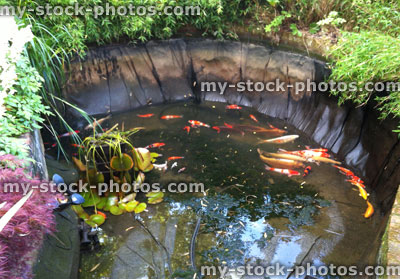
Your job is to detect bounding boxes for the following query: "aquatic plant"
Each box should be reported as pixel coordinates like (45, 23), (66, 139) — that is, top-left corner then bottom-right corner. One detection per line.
(0, 155), (57, 278)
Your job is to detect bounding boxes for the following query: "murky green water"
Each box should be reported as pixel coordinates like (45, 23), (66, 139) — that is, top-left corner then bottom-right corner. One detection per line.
(64, 102), (380, 279)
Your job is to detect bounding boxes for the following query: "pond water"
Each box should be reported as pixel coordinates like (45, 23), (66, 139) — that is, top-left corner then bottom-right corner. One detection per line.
(62, 102), (379, 279)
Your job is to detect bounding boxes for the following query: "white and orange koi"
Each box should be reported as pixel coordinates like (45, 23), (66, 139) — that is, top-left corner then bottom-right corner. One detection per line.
(161, 115), (183, 120)
(188, 120), (210, 128)
(264, 165), (300, 177)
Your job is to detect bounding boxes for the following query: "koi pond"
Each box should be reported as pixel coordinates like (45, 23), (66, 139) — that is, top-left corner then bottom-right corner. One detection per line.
(49, 101), (381, 279)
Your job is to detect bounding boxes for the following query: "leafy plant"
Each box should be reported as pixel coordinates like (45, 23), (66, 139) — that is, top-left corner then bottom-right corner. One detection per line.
(0, 155), (57, 278)
(264, 11), (291, 33)
(290, 23), (302, 37)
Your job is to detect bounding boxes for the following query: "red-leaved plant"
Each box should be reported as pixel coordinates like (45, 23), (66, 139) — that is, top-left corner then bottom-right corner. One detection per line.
(0, 155), (56, 279)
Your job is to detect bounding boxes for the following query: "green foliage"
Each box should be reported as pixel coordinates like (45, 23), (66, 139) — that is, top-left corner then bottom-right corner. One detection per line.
(0, 55), (50, 158)
(264, 11), (291, 33)
(329, 31), (400, 133)
(290, 23), (302, 37)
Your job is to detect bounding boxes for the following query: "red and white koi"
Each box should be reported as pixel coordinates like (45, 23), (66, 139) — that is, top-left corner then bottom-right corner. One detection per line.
(188, 120), (210, 128)
(161, 115), (183, 120)
(58, 130), (80, 138)
(178, 167), (186, 173)
(145, 143), (165, 149)
(347, 179), (366, 189)
(265, 165), (300, 177)
(226, 104), (242, 110)
(249, 114), (259, 123)
(137, 113), (154, 118)
(259, 135), (299, 144)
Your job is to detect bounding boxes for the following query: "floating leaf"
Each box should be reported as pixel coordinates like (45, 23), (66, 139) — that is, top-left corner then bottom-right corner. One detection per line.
(145, 191), (164, 199)
(81, 191), (101, 207)
(125, 200), (139, 212)
(110, 153), (134, 171)
(133, 148), (153, 172)
(89, 214), (105, 226)
(104, 194), (118, 211)
(134, 202), (147, 214)
(110, 205), (124, 215)
(96, 197), (107, 210)
(121, 193), (137, 203)
(148, 197), (163, 204)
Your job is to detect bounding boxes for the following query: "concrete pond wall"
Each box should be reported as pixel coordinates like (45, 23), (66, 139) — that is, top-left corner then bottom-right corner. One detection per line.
(61, 39), (400, 273)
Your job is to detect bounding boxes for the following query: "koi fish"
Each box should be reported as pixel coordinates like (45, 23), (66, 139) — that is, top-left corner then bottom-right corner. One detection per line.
(183, 126), (191, 134)
(168, 156), (184, 161)
(305, 146), (328, 152)
(226, 104), (242, 110)
(137, 113), (154, 118)
(279, 149), (330, 158)
(178, 167), (186, 173)
(311, 156), (341, 165)
(268, 123), (277, 129)
(188, 120), (210, 128)
(161, 115), (183, 120)
(364, 201), (374, 218)
(84, 115), (111, 130)
(258, 149), (311, 162)
(70, 144), (85, 149)
(58, 130), (80, 138)
(259, 155), (304, 169)
(249, 114), (259, 123)
(259, 135), (299, 144)
(145, 143), (165, 149)
(97, 211), (107, 219)
(212, 126), (245, 136)
(333, 165), (355, 177)
(153, 161), (168, 172)
(224, 122), (233, 129)
(265, 165), (300, 177)
(171, 162), (178, 169)
(347, 179), (366, 189)
(350, 175), (364, 184)
(303, 166), (312, 177)
(355, 184), (369, 200)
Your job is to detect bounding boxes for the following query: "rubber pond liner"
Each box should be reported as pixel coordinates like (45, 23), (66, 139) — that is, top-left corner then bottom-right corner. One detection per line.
(53, 39), (400, 278)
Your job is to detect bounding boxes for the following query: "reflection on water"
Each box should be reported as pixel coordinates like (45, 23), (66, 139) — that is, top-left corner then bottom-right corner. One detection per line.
(74, 102), (380, 279)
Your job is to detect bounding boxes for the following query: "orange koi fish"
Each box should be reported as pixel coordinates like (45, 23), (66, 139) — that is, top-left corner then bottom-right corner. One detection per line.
(249, 114), (259, 123)
(349, 175), (364, 184)
(161, 115), (183, 120)
(145, 143), (165, 149)
(334, 165), (356, 177)
(97, 211), (107, 219)
(347, 179), (366, 189)
(137, 113), (154, 118)
(303, 166), (312, 177)
(305, 146), (328, 152)
(278, 149), (329, 158)
(183, 126), (191, 134)
(70, 144), (85, 149)
(168, 156), (184, 161)
(226, 104), (242, 110)
(364, 201), (374, 218)
(265, 165), (300, 177)
(58, 130), (80, 138)
(268, 123), (278, 129)
(212, 126), (245, 136)
(188, 120), (210, 128)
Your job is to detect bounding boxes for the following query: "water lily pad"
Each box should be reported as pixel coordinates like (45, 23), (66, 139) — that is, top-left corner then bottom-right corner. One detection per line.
(125, 200), (139, 212)
(145, 191), (164, 199)
(133, 148), (153, 172)
(89, 214), (105, 226)
(96, 197), (107, 210)
(134, 202), (147, 214)
(110, 205), (124, 215)
(104, 194), (118, 211)
(81, 191), (101, 207)
(110, 153), (134, 171)
(148, 197), (163, 204)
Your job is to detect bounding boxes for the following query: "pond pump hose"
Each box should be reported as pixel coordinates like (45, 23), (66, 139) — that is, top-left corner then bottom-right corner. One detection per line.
(190, 215), (202, 279)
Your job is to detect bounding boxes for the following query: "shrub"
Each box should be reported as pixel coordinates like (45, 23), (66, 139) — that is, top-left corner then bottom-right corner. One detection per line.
(0, 155), (57, 278)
